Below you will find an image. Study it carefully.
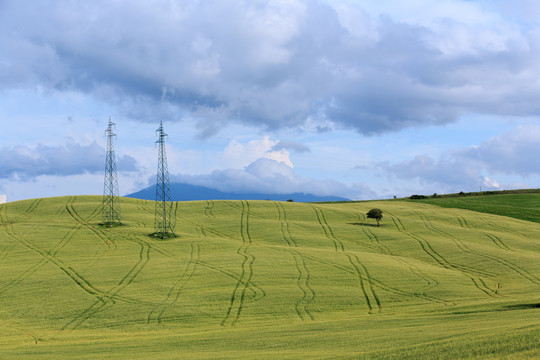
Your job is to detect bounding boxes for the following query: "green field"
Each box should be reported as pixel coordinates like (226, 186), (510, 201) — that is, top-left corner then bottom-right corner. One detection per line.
(406, 192), (540, 224)
(2, 196), (540, 359)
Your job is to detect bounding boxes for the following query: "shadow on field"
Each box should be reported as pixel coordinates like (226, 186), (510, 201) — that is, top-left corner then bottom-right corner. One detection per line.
(502, 303), (540, 310)
(348, 222), (384, 227)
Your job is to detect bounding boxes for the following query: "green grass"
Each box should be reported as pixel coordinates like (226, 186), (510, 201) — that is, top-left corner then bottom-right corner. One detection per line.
(2, 196), (540, 359)
(406, 193), (540, 224)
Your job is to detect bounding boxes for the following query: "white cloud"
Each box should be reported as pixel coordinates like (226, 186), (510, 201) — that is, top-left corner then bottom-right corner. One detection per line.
(223, 135), (293, 168)
(3, 1), (540, 136)
(378, 124), (540, 193)
(0, 195), (6, 204)
(173, 157), (357, 198)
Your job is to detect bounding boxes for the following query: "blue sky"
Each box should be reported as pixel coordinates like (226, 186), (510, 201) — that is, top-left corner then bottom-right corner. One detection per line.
(2, 0), (540, 202)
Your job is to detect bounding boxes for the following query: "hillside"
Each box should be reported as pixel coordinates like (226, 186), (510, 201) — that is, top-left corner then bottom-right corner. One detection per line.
(2, 196), (540, 359)
(126, 182), (350, 202)
(405, 192), (540, 224)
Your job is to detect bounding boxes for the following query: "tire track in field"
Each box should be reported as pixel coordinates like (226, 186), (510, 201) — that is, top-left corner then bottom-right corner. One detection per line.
(360, 225), (438, 288)
(274, 201), (314, 321)
(419, 212), (540, 288)
(457, 216), (470, 229)
(0, 202), (8, 225)
(0, 322), (39, 345)
(480, 216), (540, 250)
(222, 200), (258, 326)
(63, 241), (152, 330)
(65, 196), (115, 250)
(136, 199), (155, 216)
(414, 213), (498, 296)
(0, 244), (13, 259)
(3, 223), (143, 306)
(12, 199), (42, 223)
(361, 226), (390, 254)
(205, 200), (216, 219)
(483, 233), (511, 251)
(0, 221), (83, 295)
(273, 247), (450, 306)
(385, 211), (496, 297)
(177, 213), (265, 301)
(147, 228), (201, 324)
(312, 206), (381, 314)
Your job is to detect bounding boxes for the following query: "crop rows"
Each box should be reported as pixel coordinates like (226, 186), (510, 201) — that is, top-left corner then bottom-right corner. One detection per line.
(3, 196), (540, 346)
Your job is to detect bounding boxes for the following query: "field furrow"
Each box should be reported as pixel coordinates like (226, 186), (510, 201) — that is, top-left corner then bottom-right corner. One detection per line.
(312, 206), (381, 313)
(274, 201), (314, 321)
(148, 228), (201, 324)
(222, 201), (259, 326)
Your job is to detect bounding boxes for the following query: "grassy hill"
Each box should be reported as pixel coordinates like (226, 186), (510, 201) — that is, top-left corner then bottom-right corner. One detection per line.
(2, 196), (540, 359)
(405, 192), (540, 224)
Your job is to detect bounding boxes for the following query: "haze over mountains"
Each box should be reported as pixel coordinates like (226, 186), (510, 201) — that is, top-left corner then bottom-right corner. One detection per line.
(126, 183), (349, 202)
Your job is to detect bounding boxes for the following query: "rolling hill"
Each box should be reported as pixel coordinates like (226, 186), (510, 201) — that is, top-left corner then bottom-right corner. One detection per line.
(2, 195), (540, 359)
(126, 182), (350, 202)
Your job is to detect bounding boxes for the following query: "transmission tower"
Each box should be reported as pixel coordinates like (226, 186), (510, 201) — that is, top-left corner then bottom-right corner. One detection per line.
(102, 117), (121, 226)
(154, 120), (176, 238)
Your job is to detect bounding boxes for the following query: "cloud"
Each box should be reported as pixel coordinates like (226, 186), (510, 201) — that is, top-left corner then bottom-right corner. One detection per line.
(0, 142), (138, 180)
(271, 140), (310, 153)
(172, 157), (355, 198)
(456, 124), (540, 176)
(223, 135), (295, 167)
(378, 125), (540, 192)
(0, 195), (6, 204)
(3, 1), (540, 136)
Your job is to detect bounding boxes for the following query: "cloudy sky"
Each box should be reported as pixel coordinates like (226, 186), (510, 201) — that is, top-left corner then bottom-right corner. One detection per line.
(2, 0), (540, 202)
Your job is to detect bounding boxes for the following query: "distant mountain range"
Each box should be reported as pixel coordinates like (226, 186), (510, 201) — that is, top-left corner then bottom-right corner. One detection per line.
(126, 183), (349, 202)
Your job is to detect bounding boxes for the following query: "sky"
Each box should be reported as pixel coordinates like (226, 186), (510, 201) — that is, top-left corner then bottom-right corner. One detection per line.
(2, 0), (540, 202)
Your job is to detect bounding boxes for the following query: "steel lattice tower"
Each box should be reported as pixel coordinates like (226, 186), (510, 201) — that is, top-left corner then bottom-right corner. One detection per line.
(102, 117), (121, 226)
(154, 121), (176, 237)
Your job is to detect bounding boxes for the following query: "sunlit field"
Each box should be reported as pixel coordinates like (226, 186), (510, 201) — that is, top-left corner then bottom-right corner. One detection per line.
(2, 196), (540, 359)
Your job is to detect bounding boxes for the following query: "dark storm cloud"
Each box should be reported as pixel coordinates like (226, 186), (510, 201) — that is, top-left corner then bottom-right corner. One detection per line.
(0, 142), (137, 179)
(2, 1), (540, 135)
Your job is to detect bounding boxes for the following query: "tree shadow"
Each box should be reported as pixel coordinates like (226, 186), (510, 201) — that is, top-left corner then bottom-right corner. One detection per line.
(348, 222), (383, 227)
(502, 303), (540, 310)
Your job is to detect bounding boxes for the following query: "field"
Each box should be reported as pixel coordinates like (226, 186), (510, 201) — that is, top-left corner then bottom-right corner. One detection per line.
(2, 196), (540, 359)
(406, 192), (540, 224)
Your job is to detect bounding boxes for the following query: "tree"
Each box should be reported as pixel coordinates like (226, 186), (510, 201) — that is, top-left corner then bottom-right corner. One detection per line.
(367, 208), (383, 227)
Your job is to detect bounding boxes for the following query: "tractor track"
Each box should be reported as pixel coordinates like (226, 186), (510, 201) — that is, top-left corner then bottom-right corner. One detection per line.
(385, 211), (496, 297)
(418, 212), (540, 286)
(222, 200), (258, 326)
(147, 227), (202, 324)
(274, 201), (314, 321)
(3, 223), (144, 306)
(205, 200), (216, 219)
(63, 241), (151, 330)
(0, 222), (82, 295)
(312, 206), (381, 314)
(273, 246), (449, 306)
(65, 196), (115, 250)
(360, 223), (438, 288)
(414, 212), (526, 295)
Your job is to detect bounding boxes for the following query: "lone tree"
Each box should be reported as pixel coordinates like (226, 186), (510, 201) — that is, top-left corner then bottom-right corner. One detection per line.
(367, 208), (383, 227)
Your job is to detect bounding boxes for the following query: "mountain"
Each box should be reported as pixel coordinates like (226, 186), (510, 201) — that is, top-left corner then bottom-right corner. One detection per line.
(125, 182), (349, 202)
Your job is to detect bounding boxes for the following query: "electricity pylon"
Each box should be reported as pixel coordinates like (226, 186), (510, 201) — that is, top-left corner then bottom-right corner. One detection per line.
(154, 120), (176, 238)
(102, 117), (121, 226)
